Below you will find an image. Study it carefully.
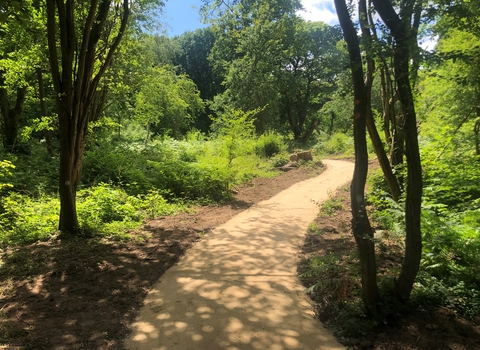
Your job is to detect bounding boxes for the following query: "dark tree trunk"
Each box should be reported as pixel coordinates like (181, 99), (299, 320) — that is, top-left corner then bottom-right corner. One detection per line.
(334, 0), (378, 313)
(391, 105), (405, 166)
(369, 11), (404, 168)
(380, 67), (393, 146)
(373, 0), (423, 302)
(328, 111), (335, 135)
(475, 119), (480, 156)
(301, 119), (319, 144)
(0, 72), (27, 152)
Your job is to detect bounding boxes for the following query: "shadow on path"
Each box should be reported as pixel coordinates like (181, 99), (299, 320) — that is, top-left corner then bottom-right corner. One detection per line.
(126, 159), (354, 350)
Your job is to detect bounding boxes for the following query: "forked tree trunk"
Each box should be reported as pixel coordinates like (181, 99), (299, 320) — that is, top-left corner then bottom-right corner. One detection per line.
(373, 0), (423, 302)
(334, 0), (378, 313)
(46, 0), (130, 234)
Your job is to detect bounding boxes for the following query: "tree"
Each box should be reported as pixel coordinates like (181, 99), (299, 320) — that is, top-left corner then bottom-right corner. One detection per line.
(207, 0), (343, 140)
(276, 19), (344, 142)
(45, 0), (133, 234)
(334, 0), (378, 313)
(0, 1), (40, 152)
(425, 0), (480, 155)
(372, 0), (423, 302)
(334, 0), (425, 311)
(358, 0), (401, 201)
(135, 66), (204, 141)
(174, 28), (224, 131)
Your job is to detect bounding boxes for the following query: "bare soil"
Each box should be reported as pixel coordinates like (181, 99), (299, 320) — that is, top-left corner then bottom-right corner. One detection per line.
(1, 161), (478, 350)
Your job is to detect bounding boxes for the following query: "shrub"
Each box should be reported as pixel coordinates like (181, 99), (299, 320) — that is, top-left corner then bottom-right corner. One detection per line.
(0, 193), (59, 246)
(255, 132), (286, 158)
(0, 184), (184, 246)
(0, 160), (14, 192)
(313, 132), (354, 156)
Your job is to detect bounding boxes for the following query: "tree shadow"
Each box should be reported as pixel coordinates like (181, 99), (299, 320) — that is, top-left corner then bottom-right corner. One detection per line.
(0, 227), (200, 349)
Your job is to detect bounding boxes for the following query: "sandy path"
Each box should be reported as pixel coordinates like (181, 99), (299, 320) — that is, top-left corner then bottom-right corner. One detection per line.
(125, 159), (354, 350)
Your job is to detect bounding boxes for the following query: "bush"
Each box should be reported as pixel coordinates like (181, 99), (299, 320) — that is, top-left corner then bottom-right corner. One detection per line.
(77, 183), (184, 237)
(0, 184), (184, 246)
(255, 132), (286, 158)
(0, 193), (59, 246)
(313, 132), (354, 156)
(0, 160), (15, 192)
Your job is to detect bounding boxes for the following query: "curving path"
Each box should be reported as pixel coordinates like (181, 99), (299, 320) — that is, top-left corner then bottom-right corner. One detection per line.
(125, 159), (354, 350)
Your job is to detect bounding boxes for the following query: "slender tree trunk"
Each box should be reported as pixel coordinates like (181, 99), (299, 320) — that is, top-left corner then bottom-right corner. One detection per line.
(476, 88), (480, 155)
(360, 0), (401, 202)
(37, 68), (54, 156)
(380, 67), (393, 145)
(373, 0), (423, 302)
(475, 119), (480, 156)
(334, 0), (378, 313)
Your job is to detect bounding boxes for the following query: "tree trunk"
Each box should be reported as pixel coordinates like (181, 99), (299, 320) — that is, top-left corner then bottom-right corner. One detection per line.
(0, 72), (27, 152)
(334, 0), (378, 313)
(373, 0), (423, 302)
(46, 0), (130, 234)
(475, 119), (480, 155)
(36, 68), (54, 156)
(56, 103), (87, 232)
(301, 119), (319, 144)
(360, 0), (401, 202)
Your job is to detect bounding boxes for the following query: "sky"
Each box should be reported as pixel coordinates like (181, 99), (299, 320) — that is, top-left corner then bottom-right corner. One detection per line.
(162, 0), (338, 37)
(161, 0), (435, 50)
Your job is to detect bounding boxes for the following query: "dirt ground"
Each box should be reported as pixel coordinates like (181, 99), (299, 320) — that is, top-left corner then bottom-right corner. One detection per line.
(0, 160), (478, 349)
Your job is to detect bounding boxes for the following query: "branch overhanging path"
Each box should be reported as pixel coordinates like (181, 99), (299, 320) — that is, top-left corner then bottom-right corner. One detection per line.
(125, 159), (353, 350)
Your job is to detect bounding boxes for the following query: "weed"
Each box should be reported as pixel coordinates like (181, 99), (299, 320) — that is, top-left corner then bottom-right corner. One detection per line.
(307, 222), (323, 235)
(319, 191), (343, 217)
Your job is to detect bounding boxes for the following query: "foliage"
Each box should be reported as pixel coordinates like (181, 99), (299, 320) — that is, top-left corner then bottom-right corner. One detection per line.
(300, 253), (343, 295)
(77, 183), (181, 238)
(0, 192), (59, 245)
(368, 153), (480, 319)
(135, 65), (204, 140)
(313, 132), (354, 156)
(255, 132), (286, 158)
(0, 160), (14, 192)
(208, 1), (344, 139)
(0, 183), (183, 246)
(319, 191), (344, 217)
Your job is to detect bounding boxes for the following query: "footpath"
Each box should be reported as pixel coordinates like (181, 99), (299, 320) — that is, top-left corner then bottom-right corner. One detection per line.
(125, 159), (354, 350)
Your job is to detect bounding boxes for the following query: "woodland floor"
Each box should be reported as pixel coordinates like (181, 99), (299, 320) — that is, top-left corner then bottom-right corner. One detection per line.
(0, 160), (479, 349)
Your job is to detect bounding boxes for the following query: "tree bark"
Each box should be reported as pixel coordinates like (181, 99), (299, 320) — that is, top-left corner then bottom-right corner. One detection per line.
(46, 0), (130, 234)
(334, 0), (378, 313)
(373, 0), (423, 302)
